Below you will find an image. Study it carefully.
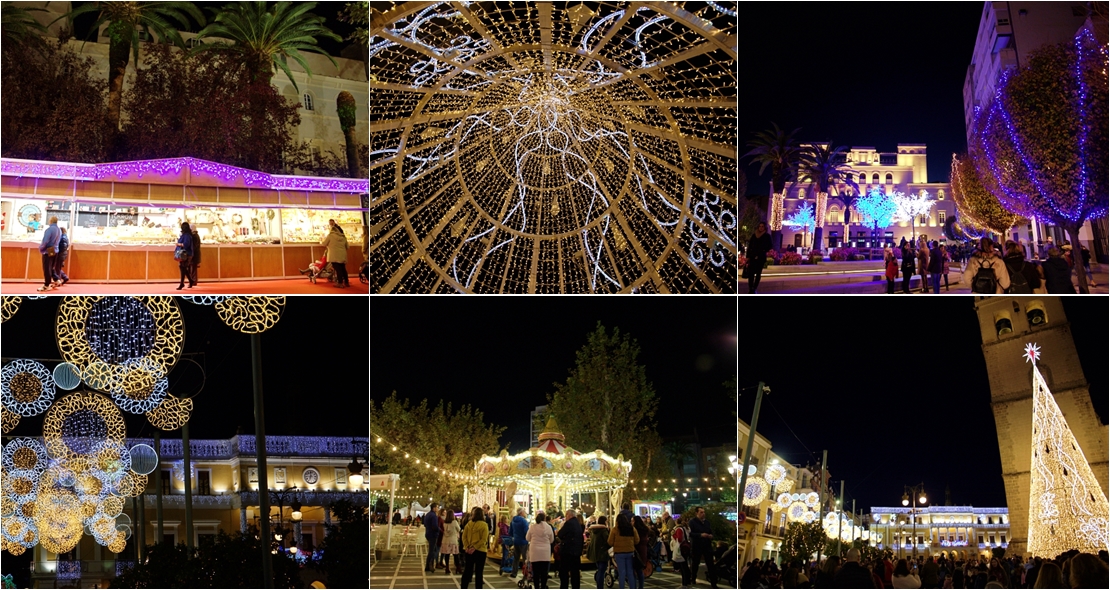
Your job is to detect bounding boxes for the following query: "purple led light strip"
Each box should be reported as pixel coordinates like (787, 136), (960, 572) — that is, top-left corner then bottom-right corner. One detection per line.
(0, 157), (368, 193)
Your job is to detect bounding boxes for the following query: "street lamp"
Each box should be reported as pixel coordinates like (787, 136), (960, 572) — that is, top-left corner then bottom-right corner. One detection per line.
(348, 438), (367, 488)
(902, 483), (927, 561)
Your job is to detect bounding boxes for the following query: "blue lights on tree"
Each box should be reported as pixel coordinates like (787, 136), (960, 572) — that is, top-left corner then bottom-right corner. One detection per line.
(855, 188), (898, 229)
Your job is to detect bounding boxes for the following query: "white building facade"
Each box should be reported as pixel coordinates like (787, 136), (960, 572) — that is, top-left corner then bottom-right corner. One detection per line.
(870, 506), (1011, 562)
(778, 144), (955, 252)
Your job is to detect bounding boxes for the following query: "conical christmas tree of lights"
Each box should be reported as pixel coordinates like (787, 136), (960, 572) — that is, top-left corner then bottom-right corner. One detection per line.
(1025, 343), (1110, 556)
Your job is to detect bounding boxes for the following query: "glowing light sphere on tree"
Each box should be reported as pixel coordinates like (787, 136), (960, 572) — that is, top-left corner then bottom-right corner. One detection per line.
(742, 476), (770, 506)
(1, 359), (57, 417)
(215, 296), (285, 333)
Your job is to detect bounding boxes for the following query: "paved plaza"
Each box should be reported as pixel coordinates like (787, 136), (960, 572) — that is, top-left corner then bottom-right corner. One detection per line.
(371, 548), (727, 589)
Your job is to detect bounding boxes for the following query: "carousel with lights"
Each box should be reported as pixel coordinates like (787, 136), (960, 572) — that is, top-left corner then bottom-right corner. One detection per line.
(466, 417), (631, 520)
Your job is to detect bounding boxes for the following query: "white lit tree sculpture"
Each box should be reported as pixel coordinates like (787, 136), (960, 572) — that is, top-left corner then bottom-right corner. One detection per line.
(1025, 342), (1109, 557)
(784, 202), (815, 249)
(893, 190), (935, 242)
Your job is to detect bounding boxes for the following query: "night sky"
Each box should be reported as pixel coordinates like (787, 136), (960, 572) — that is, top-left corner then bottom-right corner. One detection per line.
(1, 296), (369, 441)
(737, 297), (1108, 514)
(739, 2), (985, 193)
(370, 298), (738, 452)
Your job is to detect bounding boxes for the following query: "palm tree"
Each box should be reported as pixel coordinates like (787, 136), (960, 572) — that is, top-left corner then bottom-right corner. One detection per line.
(797, 143), (857, 253)
(743, 123), (802, 250)
(337, 91), (359, 177)
(662, 441), (695, 480)
(191, 1), (342, 92)
(58, 2), (205, 131)
(1, 2), (49, 47)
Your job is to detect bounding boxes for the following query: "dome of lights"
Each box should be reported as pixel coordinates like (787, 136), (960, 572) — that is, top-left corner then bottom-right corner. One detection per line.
(370, 2), (738, 293)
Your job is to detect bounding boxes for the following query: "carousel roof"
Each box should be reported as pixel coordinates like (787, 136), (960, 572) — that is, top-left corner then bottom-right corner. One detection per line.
(369, 2), (738, 293)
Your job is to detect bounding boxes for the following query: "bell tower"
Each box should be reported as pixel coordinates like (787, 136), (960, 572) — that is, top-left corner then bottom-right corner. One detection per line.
(974, 297), (1109, 557)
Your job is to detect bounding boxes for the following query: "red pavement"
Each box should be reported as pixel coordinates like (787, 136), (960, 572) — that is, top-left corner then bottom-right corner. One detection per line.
(0, 278), (369, 295)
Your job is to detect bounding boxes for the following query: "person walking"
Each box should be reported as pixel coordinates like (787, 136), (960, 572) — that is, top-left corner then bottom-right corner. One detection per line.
(1002, 240), (1042, 294)
(670, 516), (692, 588)
(175, 222), (196, 290)
(37, 216), (62, 292)
(1077, 244), (1098, 288)
(320, 224), (350, 287)
(189, 225), (202, 287)
(587, 516), (611, 589)
(527, 512), (555, 589)
(940, 244), (951, 291)
(608, 513), (639, 589)
(917, 236), (931, 293)
(884, 246), (899, 294)
(927, 240), (943, 294)
(436, 508), (448, 570)
(442, 510), (461, 575)
(689, 507), (718, 588)
(964, 237), (1010, 294)
(510, 508), (530, 579)
(558, 509), (584, 589)
(424, 503), (442, 573)
(461, 506), (490, 589)
(632, 516), (650, 589)
(900, 242), (916, 294)
(1042, 248), (1076, 294)
(745, 222), (773, 294)
(51, 226), (71, 287)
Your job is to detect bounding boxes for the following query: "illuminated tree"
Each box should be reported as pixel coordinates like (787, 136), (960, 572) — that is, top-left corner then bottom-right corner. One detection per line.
(1024, 343), (1109, 557)
(784, 202), (816, 248)
(892, 190), (935, 242)
(972, 30), (1107, 293)
(797, 143), (858, 253)
(744, 123), (802, 249)
(780, 520), (825, 566)
(855, 188), (898, 256)
(950, 153), (1022, 237)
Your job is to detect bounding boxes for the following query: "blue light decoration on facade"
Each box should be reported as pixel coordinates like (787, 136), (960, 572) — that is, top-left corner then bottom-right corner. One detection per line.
(85, 298), (157, 364)
(56, 560), (82, 581)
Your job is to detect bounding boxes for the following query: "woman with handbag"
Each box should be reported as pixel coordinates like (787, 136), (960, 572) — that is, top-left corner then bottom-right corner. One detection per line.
(670, 516), (692, 588)
(175, 222), (196, 290)
(744, 222), (773, 294)
(526, 512), (555, 588)
(607, 513), (639, 588)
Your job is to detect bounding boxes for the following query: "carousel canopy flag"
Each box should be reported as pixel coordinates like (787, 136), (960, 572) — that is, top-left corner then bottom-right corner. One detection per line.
(469, 416), (631, 517)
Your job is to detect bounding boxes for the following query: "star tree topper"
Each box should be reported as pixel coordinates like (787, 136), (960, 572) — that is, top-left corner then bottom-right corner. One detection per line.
(1024, 342), (1041, 365)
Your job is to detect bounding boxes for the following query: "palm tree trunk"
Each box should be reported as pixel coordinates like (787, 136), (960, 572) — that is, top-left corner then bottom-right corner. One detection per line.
(343, 128), (359, 178)
(1066, 225), (1090, 294)
(107, 30), (131, 132)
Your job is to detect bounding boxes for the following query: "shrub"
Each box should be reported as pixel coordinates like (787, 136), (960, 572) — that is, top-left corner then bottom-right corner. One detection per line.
(778, 251), (804, 265)
(829, 247), (859, 261)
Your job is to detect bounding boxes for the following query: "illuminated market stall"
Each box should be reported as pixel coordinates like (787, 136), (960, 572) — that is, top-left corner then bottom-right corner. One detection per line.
(465, 417), (630, 521)
(1, 157), (369, 283)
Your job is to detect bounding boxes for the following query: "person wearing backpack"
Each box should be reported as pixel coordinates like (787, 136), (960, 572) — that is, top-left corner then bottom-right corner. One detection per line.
(927, 240), (943, 294)
(900, 243), (916, 294)
(670, 516), (692, 588)
(964, 237), (1009, 294)
(1002, 241), (1041, 294)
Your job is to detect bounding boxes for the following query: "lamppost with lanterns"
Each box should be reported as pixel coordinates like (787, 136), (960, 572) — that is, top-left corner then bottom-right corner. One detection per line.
(902, 484), (927, 561)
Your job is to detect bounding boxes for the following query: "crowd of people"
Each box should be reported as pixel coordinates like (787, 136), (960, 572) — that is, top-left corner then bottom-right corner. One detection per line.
(738, 548), (1108, 589)
(384, 501), (727, 589)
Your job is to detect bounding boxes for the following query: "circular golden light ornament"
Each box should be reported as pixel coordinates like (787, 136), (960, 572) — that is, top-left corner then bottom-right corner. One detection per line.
(774, 478), (795, 494)
(2, 403), (19, 433)
(55, 296), (184, 381)
(804, 510), (817, 524)
(1, 296), (21, 323)
(112, 358), (168, 414)
(741, 476), (770, 506)
(81, 361), (119, 392)
(108, 536), (126, 553)
(787, 501), (808, 523)
(91, 441), (131, 478)
(214, 296), (286, 333)
(34, 488), (84, 554)
(764, 463), (786, 485)
(42, 391), (126, 460)
(805, 491), (820, 508)
(99, 496), (124, 518)
(1, 359), (57, 416)
(3, 437), (48, 475)
(20, 501), (36, 519)
(6, 541), (25, 555)
(777, 492), (792, 508)
(146, 394), (193, 430)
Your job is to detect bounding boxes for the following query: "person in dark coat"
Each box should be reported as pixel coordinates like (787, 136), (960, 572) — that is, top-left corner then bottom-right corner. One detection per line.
(689, 507), (719, 588)
(745, 222), (773, 294)
(740, 558), (763, 588)
(1042, 247), (1076, 293)
(189, 227), (202, 286)
(631, 515), (650, 589)
(901, 243), (916, 294)
(557, 509), (584, 589)
(919, 555), (939, 588)
(423, 503), (442, 572)
(927, 241), (943, 294)
(834, 549), (875, 588)
(37, 216), (61, 292)
(1002, 240), (1042, 293)
(52, 227), (71, 287)
(176, 222), (196, 290)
